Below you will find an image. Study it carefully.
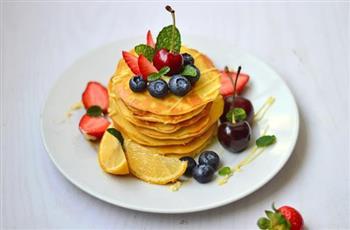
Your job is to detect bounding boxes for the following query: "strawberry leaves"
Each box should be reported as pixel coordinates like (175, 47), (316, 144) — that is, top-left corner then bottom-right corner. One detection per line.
(134, 44), (155, 61)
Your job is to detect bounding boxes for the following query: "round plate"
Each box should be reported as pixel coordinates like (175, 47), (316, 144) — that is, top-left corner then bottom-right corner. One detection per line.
(41, 37), (299, 214)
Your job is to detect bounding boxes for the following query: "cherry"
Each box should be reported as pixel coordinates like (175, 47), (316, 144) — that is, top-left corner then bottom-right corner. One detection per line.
(220, 96), (254, 125)
(152, 6), (183, 76)
(153, 48), (183, 75)
(218, 121), (251, 153)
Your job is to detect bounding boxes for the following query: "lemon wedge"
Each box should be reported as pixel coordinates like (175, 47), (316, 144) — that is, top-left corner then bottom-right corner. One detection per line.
(124, 139), (187, 184)
(98, 129), (129, 175)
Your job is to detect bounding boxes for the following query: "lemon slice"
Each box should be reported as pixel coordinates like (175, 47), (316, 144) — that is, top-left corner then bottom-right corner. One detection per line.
(98, 129), (129, 175)
(124, 139), (187, 184)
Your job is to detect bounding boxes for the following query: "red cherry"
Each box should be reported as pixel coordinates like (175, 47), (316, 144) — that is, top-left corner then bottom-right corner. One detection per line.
(153, 48), (183, 76)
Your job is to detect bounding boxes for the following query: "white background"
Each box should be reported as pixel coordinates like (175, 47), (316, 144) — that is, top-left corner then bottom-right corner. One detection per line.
(1, 1), (349, 229)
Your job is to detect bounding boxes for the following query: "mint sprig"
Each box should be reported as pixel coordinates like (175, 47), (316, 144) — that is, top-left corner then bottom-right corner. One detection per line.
(226, 108), (247, 122)
(148, 66), (170, 81)
(256, 135), (276, 148)
(134, 44), (155, 61)
(156, 25), (181, 53)
(218, 166), (232, 176)
(107, 128), (124, 145)
(181, 65), (197, 77)
(87, 106), (103, 117)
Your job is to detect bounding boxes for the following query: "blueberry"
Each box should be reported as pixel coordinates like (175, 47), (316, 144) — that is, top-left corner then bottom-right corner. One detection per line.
(198, 151), (220, 170)
(168, 75), (191, 96)
(180, 156), (197, 176)
(147, 79), (168, 98)
(185, 65), (201, 85)
(129, 75), (147, 92)
(182, 53), (194, 65)
(192, 164), (215, 183)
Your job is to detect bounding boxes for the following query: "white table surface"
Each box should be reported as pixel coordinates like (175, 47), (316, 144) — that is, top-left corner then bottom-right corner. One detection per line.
(1, 1), (349, 229)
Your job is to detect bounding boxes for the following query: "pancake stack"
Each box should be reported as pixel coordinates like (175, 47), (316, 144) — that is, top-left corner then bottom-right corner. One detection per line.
(108, 46), (223, 158)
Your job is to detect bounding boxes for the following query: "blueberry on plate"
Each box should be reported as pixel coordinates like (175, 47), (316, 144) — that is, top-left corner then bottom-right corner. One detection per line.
(182, 53), (194, 65)
(185, 65), (201, 85)
(168, 75), (191, 96)
(198, 151), (220, 170)
(147, 79), (168, 98)
(192, 164), (215, 183)
(180, 156), (197, 176)
(129, 75), (147, 92)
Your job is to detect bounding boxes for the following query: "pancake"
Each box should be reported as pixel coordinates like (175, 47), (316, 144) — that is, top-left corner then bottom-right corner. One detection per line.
(109, 46), (221, 116)
(137, 96), (223, 140)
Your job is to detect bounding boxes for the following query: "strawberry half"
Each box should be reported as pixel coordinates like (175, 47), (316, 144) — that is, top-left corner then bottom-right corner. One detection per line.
(82, 81), (109, 113)
(138, 54), (158, 80)
(79, 114), (110, 140)
(220, 70), (249, 96)
(122, 51), (141, 75)
(146, 30), (155, 48)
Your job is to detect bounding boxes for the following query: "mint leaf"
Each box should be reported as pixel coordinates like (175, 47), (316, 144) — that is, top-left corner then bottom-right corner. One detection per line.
(256, 135), (276, 148)
(87, 106), (102, 117)
(181, 65), (197, 77)
(134, 44), (155, 61)
(156, 25), (181, 53)
(107, 128), (124, 145)
(147, 66), (170, 81)
(218, 166), (232, 176)
(226, 108), (247, 122)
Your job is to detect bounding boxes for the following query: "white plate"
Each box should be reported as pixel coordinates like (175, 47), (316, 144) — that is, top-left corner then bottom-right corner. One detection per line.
(41, 37), (299, 214)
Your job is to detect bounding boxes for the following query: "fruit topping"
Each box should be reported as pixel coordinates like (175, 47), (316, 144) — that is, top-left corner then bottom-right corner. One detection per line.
(153, 6), (183, 75)
(129, 75), (147, 92)
(138, 54), (158, 79)
(168, 75), (191, 96)
(192, 164), (215, 184)
(79, 114), (110, 140)
(147, 79), (169, 98)
(146, 30), (155, 48)
(198, 151), (220, 170)
(257, 203), (304, 230)
(220, 68), (249, 96)
(182, 53), (194, 65)
(180, 156), (197, 176)
(82, 81), (109, 113)
(135, 44), (155, 62)
(181, 64), (200, 85)
(122, 51), (141, 75)
(221, 95), (254, 125)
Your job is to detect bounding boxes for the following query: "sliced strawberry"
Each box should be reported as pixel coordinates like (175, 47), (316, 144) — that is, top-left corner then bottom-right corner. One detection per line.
(138, 54), (158, 79)
(146, 30), (155, 48)
(79, 114), (110, 140)
(122, 51), (141, 75)
(82, 81), (109, 113)
(220, 70), (250, 96)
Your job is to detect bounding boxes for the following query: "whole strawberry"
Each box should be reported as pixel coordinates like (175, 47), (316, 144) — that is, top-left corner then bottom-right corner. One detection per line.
(257, 203), (304, 230)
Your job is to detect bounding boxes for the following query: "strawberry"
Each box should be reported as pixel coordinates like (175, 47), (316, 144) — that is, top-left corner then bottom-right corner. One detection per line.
(257, 203), (304, 230)
(122, 51), (141, 75)
(79, 114), (110, 140)
(138, 54), (158, 79)
(220, 69), (249, 96)
(82, 81), (109, 113)
(146, 30), (155, 48)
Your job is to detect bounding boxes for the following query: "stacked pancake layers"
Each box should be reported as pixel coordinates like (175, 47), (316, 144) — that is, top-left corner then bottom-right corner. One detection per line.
(108, 46), (223, 159)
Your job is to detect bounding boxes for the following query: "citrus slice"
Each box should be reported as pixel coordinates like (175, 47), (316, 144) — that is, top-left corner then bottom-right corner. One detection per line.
(98, 129), (129, 175)
(124, 139), (187, 184)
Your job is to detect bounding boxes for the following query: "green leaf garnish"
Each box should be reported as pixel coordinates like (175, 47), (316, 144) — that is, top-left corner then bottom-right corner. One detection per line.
(257, 217), (270, 229)
(156, 25), (181, 53)
(218, 166), (232, 176)
(107, 128), (124, 145)
(226, 108), (247, 122)
(181, 65), (197, 77)
(256, 135), (276, 148)
(134, 44), (155, 61)
(86, 106), (103, 117)
(147, 66), (170, 81)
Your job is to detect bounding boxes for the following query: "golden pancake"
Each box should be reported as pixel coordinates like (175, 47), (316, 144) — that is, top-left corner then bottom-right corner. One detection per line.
(109, 46), (221, 116)
(137, 96), (223, 140)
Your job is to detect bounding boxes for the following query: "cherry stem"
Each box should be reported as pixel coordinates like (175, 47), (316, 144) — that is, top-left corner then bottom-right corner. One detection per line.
(224, 65), (242, 124)
(166, 5), (176, 52)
